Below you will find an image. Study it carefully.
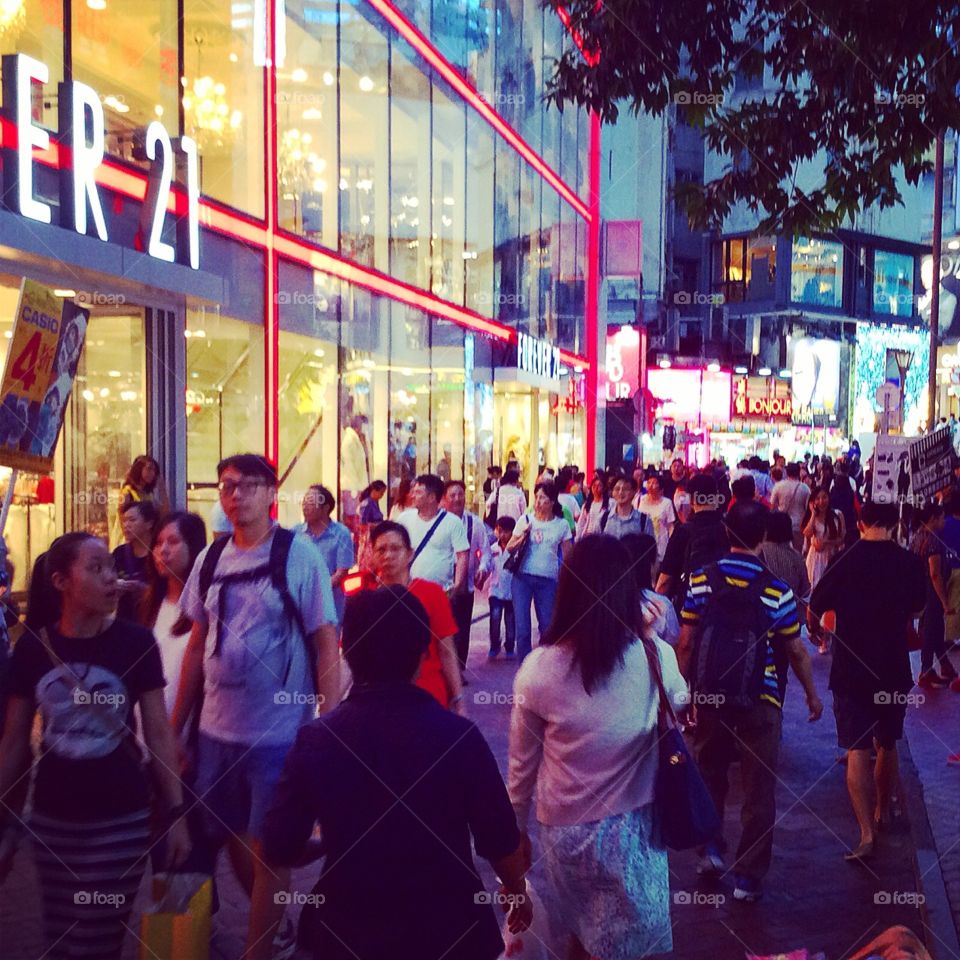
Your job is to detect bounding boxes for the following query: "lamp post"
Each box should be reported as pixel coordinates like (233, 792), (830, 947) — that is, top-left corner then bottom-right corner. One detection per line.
(893, 348), (914, 433)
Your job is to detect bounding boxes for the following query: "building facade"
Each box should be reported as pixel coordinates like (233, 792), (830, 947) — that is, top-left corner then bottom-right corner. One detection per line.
(0, 0), (598, 590)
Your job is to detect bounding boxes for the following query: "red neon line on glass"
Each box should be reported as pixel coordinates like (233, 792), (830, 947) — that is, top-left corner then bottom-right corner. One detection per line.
(364, 0), (589, 221)
(556, 4), (602, 67)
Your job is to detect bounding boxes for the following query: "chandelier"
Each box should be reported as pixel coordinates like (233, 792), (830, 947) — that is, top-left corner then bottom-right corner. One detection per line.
(278, 128), (327, 197)
(0, 0), (25, 40)
(182, 75), (242, 150)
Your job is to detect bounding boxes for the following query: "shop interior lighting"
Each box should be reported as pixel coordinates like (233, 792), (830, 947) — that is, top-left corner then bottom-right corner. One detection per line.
(778, 368), (792, 378)
(950, 240), (960, 251)
(358, 75), (375, 93)
(53, 289), (76, 297)
(734, 365), (749, 374)
(706, 361), (720, 372)
(658, 358), (672, 369)
(322, 71), (334, 86)
(758, 366), (772, 376)
(86, 0), (106, 9)
(291, 68), (308, 83)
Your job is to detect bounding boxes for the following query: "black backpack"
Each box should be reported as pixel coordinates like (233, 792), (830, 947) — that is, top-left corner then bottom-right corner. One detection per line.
(198, 526), (315, 690)
(672, 519), (728, 613)
(693, 563), (773, 709)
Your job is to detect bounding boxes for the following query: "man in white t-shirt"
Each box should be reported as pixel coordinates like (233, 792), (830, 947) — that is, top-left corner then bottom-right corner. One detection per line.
(637, 473), (676, 566)
(770, 462), (810, 550)
(399, 474), (469, 593)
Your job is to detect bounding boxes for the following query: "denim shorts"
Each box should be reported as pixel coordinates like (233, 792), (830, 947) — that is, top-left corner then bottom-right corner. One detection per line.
(194, 734), (293, 843)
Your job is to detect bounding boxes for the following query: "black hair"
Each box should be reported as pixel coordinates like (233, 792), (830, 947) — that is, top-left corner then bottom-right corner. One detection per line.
(731, 475), (756, 501)
(786, 462), (801, 479)
(688, 473), (718, 507)
(342, 587), (431, 684)
(765, 511), (794, 545)
(123, 455), (161, 493)
(217, 453), (278, 485)
(370, 520), (412, 550)
(307, 484), (337, 512)
(860, 500), (899, 529)
(494, 515), (517, 534)
(443, 479), (466, 495)
(359, 480), (387, 501)
(724, 501), (769, 550)
(534, 481), (564, 519)
(502, 467), (521, 485)
(584, 470), (610, 510)
(414, 473), (445, 502)
(619, 533), (658, 593)
(44, 533), (101, 619)
(544, 536), (637, 695)
(120, 499), (159, 527)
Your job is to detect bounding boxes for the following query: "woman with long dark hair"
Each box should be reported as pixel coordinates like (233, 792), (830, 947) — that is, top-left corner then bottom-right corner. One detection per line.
(507, 536), (687, 960)
(576, 471), (610, 539)
(505, 481), (573, 661)
(120, 454), (169, 513)
(801, 486), (844, 653)
(0, 532), (189, 959)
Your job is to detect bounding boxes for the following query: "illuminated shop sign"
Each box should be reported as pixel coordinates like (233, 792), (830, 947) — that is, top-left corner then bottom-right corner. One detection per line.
(1, 53), (200, 269)
(604, 326), (640, 401)
(789, 337), (840, 420)
(517, 331), (561, 383)
(733, 376), (793, 421)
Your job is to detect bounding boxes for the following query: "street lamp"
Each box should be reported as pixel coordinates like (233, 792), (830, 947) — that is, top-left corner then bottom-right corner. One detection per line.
(893, 348), (913, 432)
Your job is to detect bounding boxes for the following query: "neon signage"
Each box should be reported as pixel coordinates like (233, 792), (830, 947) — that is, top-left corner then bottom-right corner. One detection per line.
(733, 377), (793, 421)
(517, 331), (561, 383)
(1, 53), (200, 269)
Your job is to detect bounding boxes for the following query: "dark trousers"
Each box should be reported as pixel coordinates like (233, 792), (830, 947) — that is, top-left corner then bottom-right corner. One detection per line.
(450, 590), (475, 671)
(920, 598), (948, 673)
(693, 701), (782, 881)
(489, 597), (515, 653)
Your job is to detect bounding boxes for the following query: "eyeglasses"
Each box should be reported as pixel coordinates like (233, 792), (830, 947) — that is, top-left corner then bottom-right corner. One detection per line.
(218, 479), (268, 497)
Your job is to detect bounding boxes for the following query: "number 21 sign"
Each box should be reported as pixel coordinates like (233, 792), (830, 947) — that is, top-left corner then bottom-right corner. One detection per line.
(0, 279), (89, 473)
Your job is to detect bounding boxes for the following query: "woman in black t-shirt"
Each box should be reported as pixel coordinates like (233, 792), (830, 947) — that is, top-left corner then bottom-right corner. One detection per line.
(0, 532), (189, 960)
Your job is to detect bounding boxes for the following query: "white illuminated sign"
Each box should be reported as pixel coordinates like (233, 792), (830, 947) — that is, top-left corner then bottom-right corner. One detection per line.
(517, 331), (561, 383)
(2, 54), (200, 269)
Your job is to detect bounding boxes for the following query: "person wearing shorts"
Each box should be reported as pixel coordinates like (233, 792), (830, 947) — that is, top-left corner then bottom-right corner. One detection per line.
(173, 454), (338, 957)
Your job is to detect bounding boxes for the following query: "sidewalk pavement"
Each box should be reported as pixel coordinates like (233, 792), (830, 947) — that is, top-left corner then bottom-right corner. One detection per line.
(0, 606), (956, 960)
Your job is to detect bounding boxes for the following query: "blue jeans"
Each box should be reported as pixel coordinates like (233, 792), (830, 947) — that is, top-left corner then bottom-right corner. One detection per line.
(489, 597), (515, 653)
(513, 573), (558, 661)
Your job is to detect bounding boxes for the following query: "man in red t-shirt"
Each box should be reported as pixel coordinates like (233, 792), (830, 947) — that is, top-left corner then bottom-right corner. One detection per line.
(346, 521), (464, 714)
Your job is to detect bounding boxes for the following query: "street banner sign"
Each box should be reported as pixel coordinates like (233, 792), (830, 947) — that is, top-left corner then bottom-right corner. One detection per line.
(0, 278), (89, 474)
(871, 435), (912, 504)
(909, 429), (955, 505)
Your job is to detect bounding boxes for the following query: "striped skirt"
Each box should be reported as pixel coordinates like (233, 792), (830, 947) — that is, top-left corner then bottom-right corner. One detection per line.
(30, 808), (151, 960)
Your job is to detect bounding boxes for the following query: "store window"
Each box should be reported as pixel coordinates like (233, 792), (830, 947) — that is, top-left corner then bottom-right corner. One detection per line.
(72, 0), (179, 169)
(340, 3), (389, 269)
(873, 250), (914, 317)
(717, 236), (775, 304)
(183, 0), (265, 216)
(432, 82), (467, 305)
(465, 110), (495, 316)
(493, 138), (521, 326)
(0, 0), (63, 130)
(792, 236), (844, 308)
(277, 264), (339, 528)
(388, 303), (430, 499)
(277, 0), (337, 243)
(431, 321), (465, 482)
(185, 306), (265, 528)
(390, 37), (432, 289)
(466, 334), (494, 513)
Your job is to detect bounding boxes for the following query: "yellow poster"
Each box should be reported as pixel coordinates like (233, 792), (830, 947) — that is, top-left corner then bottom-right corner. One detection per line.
(0, 279), (89, 474)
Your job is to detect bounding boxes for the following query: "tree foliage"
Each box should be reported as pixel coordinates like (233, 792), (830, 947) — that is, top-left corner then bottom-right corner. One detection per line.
(546, 0), (960, 233)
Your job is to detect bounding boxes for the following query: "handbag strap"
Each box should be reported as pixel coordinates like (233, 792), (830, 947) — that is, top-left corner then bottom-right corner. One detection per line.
(642, 637), (679, 734)
(412, 509), (448, 563)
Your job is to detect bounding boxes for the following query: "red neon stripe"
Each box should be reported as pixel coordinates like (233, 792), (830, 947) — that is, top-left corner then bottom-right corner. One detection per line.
(365, 0), (589, 221)
(584, 112), (602, 476)
(557, 5), (601, 67)
(265, 0), (280, 466)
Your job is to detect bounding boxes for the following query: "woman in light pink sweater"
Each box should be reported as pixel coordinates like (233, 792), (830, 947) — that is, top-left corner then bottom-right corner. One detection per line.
(507, 535), (687, 960)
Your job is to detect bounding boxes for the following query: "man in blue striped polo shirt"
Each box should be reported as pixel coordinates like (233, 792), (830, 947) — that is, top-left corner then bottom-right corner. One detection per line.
(677, 501), (822, 904)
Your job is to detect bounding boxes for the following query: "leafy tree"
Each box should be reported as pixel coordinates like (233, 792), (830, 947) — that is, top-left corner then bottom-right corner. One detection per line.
(546, 0), (960, 233)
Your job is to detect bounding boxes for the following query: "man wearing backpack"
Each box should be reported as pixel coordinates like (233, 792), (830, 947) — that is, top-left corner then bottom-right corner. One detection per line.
(173, 454), (339, 958)
(656, 473), (729, 609)
(677, 501), (822, 903)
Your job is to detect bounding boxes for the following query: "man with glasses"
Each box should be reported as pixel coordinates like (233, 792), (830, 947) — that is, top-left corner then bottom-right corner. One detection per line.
(173, 454), (338, 958)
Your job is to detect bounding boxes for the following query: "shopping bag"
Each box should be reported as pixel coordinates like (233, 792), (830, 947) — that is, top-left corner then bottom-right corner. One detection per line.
(139, 872), (212, 960)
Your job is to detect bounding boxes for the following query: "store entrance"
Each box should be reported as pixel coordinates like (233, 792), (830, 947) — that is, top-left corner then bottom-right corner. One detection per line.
(0, 279), (148, 594)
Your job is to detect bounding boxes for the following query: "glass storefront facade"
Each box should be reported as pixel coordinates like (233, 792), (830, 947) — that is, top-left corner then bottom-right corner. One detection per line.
(0, 0), (595, 588)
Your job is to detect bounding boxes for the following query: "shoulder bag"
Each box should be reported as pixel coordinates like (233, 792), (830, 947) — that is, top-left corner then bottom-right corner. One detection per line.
(642, 639), (721, 850)
(503, 521), (531, 574)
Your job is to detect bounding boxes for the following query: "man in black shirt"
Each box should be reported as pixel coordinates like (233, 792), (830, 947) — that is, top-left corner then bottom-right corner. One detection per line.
(656, 473), (729, 607)
(255, 586), (530, 960)
(809, 501), (926, 863)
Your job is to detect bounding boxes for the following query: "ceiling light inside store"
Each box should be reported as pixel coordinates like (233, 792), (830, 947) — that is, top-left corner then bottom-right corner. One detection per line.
(120, 390), (137, 401)
(779, 368), (792, 378)
(658, 358), (671, 369)
(291, 68), (308, 83)
(154, 105), (163, 117)
(302, 108), (322, 121)
(322, 71), (334, 86)
(54, 289), (76, 298)
(313, 349), (325, 358)
(103, 95), (129, 114)
(229, 53), (239, 63)
(99, 387), (110, 398)
(706, 361), (720, 372)
(358, 75), (374, 92)
(87, 0), (106, 9)
(734, 365), (748, 374)
(82, 389), (94, 401)
(950, 240), (960, 251)
(443, 196), (455, 206)
(3, 331), (11, 339)
(758, 366), (772, 376)
(108, 370), (122, 378)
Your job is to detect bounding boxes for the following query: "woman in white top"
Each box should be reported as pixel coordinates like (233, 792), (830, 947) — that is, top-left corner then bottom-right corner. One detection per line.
(486, 465), (527, 523)
(576, 472), (610, 539)
(508, 536), (687, 960)
(506, 481), (573, 661)
(139, 511), (208, 714)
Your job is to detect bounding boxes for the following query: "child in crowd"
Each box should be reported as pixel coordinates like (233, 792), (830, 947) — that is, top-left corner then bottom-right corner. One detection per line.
(487, 516), (516, 658)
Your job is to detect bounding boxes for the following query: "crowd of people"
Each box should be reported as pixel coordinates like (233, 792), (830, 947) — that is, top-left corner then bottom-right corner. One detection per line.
(0, 443), (942, 960)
